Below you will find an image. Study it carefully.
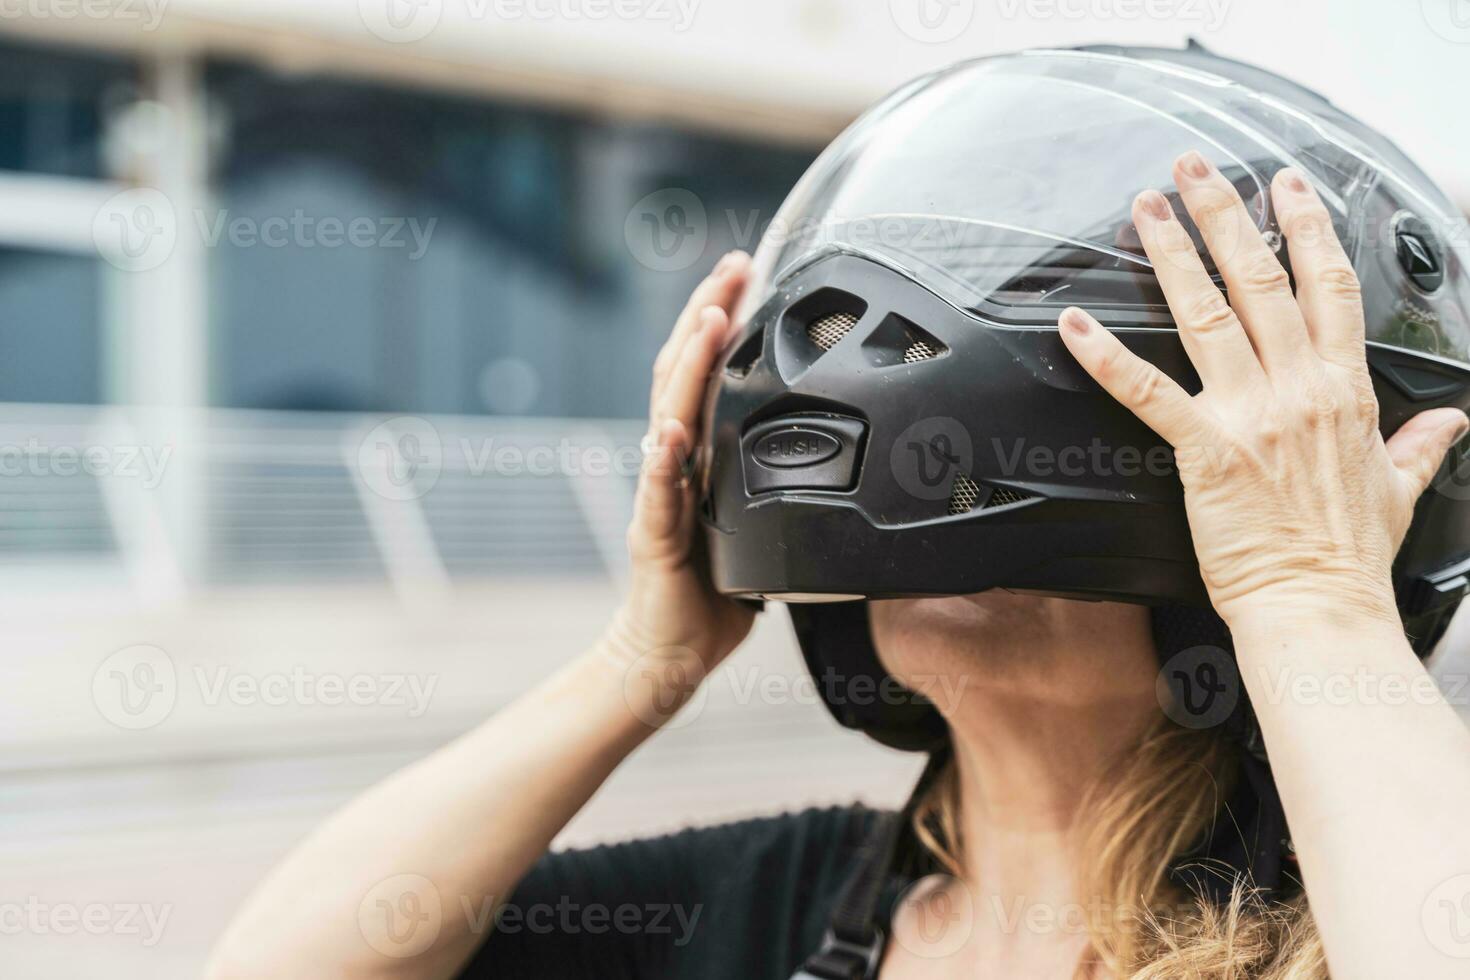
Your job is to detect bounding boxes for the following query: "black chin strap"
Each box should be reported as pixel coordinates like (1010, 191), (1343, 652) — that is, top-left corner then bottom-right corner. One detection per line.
(791, 747), (951, 980)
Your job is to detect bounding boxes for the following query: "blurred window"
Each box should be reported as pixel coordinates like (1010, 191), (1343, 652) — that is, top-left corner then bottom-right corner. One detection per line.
(0, 40), (133, 179)
(0, 247), (103, 404)
(206, 63), (816, 419)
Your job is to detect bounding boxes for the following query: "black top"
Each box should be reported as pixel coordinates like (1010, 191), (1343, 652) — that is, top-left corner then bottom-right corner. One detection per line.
(459, 806), (884, 980)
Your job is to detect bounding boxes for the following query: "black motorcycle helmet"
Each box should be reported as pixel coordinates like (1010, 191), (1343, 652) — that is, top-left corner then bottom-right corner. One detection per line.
(700, 43), (1470, 762)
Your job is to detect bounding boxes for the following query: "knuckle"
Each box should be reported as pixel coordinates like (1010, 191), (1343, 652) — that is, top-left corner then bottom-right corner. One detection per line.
(1126, 362), (1165, 407)
(1238, 253), (1292, 293)
(1095, 342), (1129, 381)
(1349, 371), (1381, 428)
(1314, 262), (1362, 301)
(1181, 291), (1239, 336)
(1293, 375), (1339, 429)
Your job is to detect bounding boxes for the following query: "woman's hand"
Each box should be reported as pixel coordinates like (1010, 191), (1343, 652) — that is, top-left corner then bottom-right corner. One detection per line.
(605, 251), (758, 696)
(1058, 151), (1468, 628)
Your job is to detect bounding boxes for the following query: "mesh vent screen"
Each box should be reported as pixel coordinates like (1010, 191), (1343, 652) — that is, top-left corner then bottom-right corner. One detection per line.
(947, 473), (981, 515)
(948, 476), (1035, 515)
(807, 311), (860, 351)
(984, 486), (1033, 508)
(903, 339), (938, 363)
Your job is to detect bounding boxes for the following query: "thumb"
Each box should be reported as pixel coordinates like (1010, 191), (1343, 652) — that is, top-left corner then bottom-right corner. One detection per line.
(1385, 407), (1470, 497)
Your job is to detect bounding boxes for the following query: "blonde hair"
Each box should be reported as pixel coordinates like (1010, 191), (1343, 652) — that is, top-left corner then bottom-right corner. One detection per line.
(912, 719), (1328, 978)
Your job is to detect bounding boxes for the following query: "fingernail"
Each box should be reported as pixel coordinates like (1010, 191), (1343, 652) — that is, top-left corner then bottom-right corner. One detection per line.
(1278, 167), (1310, 194)
(1059, 307), (1093, 337)
(1179, 151), (1212, 179)
(1137, 190), (1174, 223)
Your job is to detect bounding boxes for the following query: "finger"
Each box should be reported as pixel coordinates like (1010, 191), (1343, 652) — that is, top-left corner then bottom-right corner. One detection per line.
(1172, 151), (1312, 374)
(1058, 307), (1203, 447)
(629, 418), (694, 563)
(1272, 167), (1367, 368)
(650, 252), (750, 416)
(1385, 407), (1470, 498)
(657, 306), (728, 434)
(1133, 189), (1265, 392)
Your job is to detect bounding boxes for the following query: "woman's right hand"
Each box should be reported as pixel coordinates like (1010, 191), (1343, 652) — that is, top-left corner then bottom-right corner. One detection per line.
(604, 251), (758, 699)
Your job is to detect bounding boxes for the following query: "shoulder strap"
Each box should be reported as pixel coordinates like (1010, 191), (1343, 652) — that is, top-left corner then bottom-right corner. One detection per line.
(791, 748), (952, 980)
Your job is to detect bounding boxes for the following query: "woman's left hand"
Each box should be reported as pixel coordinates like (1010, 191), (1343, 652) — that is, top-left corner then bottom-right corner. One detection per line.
(1058, 151), (1468, 628)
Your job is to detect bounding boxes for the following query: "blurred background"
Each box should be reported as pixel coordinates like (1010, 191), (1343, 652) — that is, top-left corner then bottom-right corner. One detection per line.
(1, 1), (1468, 976)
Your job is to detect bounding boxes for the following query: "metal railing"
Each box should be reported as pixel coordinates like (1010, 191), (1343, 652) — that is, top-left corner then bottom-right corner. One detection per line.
(0, 403), (643, 606)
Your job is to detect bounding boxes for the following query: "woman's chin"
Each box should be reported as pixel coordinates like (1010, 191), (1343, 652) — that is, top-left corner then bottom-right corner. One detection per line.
(869, 591), (1053, 662)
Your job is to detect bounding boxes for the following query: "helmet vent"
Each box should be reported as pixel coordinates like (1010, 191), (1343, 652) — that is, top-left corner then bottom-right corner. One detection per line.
(947, 473), (982, 515)
(983, 485), (1034, 508)
(724, 329), (764, 379)
(807, 311), (860, 351)
(863, 313), (947, 367)
(948, 474), (1035, 515)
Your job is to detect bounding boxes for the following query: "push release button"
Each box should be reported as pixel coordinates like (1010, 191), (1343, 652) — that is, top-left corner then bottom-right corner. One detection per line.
(742, 415), (865, 493)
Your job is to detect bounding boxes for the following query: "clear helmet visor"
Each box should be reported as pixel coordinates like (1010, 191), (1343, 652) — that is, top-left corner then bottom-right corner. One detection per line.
(743, 51), (1470, 363)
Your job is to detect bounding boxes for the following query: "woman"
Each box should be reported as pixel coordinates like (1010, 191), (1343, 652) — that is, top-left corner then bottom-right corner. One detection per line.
(204, 149), (1470, 979)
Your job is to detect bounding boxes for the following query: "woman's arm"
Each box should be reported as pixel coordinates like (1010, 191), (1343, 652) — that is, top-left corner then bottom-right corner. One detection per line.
(206, 252), (758, 980)
(1059, 152), (1470, 980)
